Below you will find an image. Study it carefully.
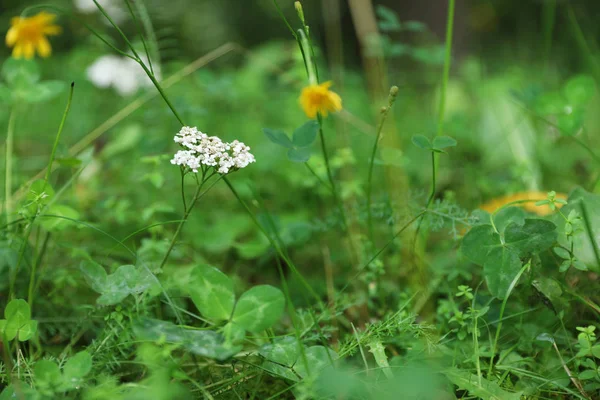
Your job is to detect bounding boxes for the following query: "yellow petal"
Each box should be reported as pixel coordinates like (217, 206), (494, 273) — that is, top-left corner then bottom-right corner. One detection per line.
(43, 24), (62, 36)
(12, 44), (23, 58)
(5, 27), (18, 46)
(10, 17), (21, 26)
(23, 41), (35, 60)
(36, 37), (52, 58)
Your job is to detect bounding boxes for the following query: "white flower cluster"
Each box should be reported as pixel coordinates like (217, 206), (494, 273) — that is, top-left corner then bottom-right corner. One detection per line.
(170, 126), (255, 174)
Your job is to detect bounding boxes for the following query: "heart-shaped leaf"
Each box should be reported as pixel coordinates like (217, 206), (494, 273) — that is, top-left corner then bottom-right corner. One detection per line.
(188, 264), (235, 321)
(263, 128), (293, 148)
(292, 120), (319, 147)
(232, 285), (285, 333)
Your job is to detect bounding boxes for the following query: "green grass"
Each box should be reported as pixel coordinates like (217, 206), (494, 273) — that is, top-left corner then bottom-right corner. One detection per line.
(1, 1), (600, 399)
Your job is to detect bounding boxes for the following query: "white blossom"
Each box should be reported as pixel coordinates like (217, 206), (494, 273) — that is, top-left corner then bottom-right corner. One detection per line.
(170, 126), (255, 174)
(73, 0), (127, 24)
(86, 55), (160, 96)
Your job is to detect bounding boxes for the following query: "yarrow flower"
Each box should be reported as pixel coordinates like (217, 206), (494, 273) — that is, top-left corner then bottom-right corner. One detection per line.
(170, 126), (255, 175)
(299, 81), (342, 119)
(5, 12), (62, 59)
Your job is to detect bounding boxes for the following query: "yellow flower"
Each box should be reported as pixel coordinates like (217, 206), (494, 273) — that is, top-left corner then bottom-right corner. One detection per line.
(300, 81), (342, 119)
(480, 191), (567, 216)
(5, 12), (62, 59)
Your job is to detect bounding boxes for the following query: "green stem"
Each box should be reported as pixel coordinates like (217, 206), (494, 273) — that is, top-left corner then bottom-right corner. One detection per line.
(223, 177), (323, 307)
(44, 82), (74, 187)
(124, 0), (155, 75)
(9, 221), (35, 300)
(367, 89), (398, 243)
(28, 232), (50, 308)
(4, 108), (17, 228)
(158, 177), (207, 270)
(488, 260), (531, 378)
(567, 6), (600, 86)
(92, 0), (185, 125)
(426, 151), (437, 209)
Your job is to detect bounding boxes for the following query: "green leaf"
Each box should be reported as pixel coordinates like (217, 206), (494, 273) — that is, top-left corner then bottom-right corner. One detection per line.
(553, 246), (571, 260)
(80, 261), (108, 293)
(292, 120), (319, 147)
(375, 5), (401, 32)
(294, 346), (337, 379)
(531, 278), (562, 313)
(260, 336), (300, 381)
(444, 368), (523, 400)
(34, 360), (62, 385)
(483, 247), (522, 299)
(579, 369), (598, 380)
(17, 321), (37, 342)
(232, 285), (285, 333)
(564, 75), (595, 106)
(403, 21), (427, 32)
(221, 322), (246, 345)
(592, 345), (600, 359)
(133, 318), (240, 360)
(5, 299), (31, 321)
(188, 264), (235, 321)
(62, 351), (92, 389)
(432, 136), (457, 150)
(1, 58), (40, 85)
(461, 224), (501, 265)
(555, 188), (600, 270)
(22, 81), (65, 103)
(504, 218), (557, 256)
(411, 134), (431, 150)
(287, 147), (311, 163)
(2, 299), (35, 342)
(493, 207), (526, 234)
(263, 128), (293, 148)
(40, 204), (80, 232)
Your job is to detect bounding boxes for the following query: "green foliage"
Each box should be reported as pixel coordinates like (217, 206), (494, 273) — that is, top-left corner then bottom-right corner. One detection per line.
(0, 299), (37, 341)
(80, 262), (158, 306)
(462, 218), (557, 298)
(264, 120), (319, 163)
(2, 2), (600, 398)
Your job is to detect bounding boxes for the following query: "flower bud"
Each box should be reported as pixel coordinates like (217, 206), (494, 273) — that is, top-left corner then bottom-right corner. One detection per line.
(295, 1), (305, 24)
(389, 85), (399, 98)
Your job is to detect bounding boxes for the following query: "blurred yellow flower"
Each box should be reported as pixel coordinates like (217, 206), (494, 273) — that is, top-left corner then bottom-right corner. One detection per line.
(480, 191), (567, 216)
(5, 12), (61, 59)
(300, 81), (342, 119)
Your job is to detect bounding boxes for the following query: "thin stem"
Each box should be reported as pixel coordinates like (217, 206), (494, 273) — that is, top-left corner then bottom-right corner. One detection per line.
(9, 221), (35, 300)
(44, 82), (74, 187)
(567, 6), (600, 86)
(123, 0), (154, 75)
(28, 232), (50, 307)
(93, 0), (185, 125)
(367, 88), (398, 243)
(158, 176), (211, 270)
(180, 169), (187, 212)
(223, 177), (323, 306)
(272, 0), (298, 39)
(488, 260), (531, 378)
(426, 151), (437, 208)
(436, 0), (455, 139)
(4, 108), (17, 227)
(304, 163), (331, 192)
